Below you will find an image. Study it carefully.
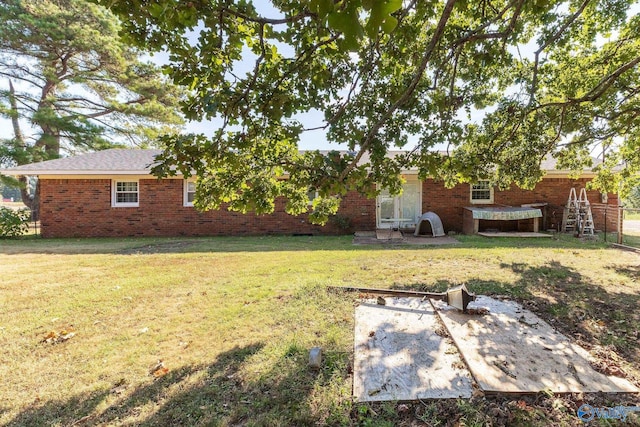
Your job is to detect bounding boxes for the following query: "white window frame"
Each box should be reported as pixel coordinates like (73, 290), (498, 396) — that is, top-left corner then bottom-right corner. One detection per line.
(184, 180), (196, 207)
(470, 180), (494, 204)
(112, 180), (139, 207)
(307, 188), (319, 206)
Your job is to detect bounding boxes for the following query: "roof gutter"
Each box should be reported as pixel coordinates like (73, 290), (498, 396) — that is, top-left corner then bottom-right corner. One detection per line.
(0, 169), (155, 176)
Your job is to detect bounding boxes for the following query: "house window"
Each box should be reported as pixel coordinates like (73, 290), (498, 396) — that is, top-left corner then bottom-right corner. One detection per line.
(307, 188), (318, 205)
(470, 181), (494, 204)
(112, 180), (139, 207)
(184, 180), (196, 207)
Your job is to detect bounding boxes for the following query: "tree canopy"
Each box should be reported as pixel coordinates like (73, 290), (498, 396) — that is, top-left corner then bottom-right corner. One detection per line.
(96, 0), (639, 224)
(0, 0), (184, 164)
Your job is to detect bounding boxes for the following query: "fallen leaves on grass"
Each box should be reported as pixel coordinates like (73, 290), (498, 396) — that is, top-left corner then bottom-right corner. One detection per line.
(396, 403), (410, 413)
(41, 327), (75, 344)
(589, 345), (627, 377)
(153, 367), (169, 378)
(511, 400), (534, 412)
(111, 378), (128, 395)
(149, 360), (169, 378)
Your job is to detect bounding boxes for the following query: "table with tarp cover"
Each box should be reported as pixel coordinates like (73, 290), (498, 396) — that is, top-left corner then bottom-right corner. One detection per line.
(463, 206), (542, 234)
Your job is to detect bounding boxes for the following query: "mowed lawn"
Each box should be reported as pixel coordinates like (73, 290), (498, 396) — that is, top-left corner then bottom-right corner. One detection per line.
(1, 235), (639, 426)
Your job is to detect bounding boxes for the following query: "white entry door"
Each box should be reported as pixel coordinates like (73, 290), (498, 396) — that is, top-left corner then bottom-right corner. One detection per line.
(376, 178), (421, 229)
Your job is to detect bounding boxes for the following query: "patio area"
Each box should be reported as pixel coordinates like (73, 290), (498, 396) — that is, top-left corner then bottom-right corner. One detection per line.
(352, 231), (459, 246)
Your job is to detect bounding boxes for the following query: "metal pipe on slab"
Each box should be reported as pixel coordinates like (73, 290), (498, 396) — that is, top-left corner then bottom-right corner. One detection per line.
(329, 284), (476, 313)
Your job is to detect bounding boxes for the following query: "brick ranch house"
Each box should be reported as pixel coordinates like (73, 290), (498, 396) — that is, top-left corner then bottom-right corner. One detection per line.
(1, 148), (618, 238)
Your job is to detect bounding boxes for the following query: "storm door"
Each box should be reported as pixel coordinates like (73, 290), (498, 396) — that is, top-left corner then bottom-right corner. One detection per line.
(376, 178), (421, 229)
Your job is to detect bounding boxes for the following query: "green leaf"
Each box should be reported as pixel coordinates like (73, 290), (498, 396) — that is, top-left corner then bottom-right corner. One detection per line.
(380, 0), (402, 15)
(365, 8), (382, 38)
(381, 15), (398, 34)
(310, 0), (334, 17)
(327, 11), (350, 34)
(148, 4), (165, 18)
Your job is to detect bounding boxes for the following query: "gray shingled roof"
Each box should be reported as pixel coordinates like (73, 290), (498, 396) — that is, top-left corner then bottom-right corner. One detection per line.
(1, 147), (597, 176)
(1, 149), (162, 175)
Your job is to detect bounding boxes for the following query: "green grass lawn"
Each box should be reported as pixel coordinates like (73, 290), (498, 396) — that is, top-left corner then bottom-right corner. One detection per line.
(1, 235), (639, 426)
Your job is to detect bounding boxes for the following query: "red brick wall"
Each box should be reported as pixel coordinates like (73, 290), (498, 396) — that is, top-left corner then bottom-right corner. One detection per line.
(39, 178), (376, 238)
(38, 177), (618, 238)
(421, 178), (618, 233)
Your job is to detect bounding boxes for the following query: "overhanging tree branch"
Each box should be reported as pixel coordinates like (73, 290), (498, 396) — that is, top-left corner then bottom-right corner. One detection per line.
(529, 0), (592, 105)
(219, 6), (314, 26)
(534, 56), (640, 110)
(340, 0), (458, 182)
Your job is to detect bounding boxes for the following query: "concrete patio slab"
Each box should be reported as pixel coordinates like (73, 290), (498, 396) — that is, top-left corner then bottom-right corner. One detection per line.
(477, 232), (553, 238)
(352, 231), (459, 246)
(376, 229), (403, 240)
(353, 298), (473, 402)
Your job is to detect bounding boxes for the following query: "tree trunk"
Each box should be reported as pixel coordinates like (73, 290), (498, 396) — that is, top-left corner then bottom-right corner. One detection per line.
(18, 176), (39, 220)
(33, 77), (61, 161)
(7, 79), (38, 217)
(8, 80), (25, 147)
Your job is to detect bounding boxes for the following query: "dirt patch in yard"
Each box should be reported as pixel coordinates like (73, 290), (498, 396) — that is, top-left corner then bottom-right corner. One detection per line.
(352, 231), (459, 246)
(117, 241), (198, 254)
(354, 392), (640, 426)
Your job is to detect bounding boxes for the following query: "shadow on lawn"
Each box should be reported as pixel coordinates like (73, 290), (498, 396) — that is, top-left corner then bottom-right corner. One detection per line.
(6, 343), (351, 426)
(4, 390), (110, 427)
(397, 260), (640, 367)
(612, 264), (640, 281)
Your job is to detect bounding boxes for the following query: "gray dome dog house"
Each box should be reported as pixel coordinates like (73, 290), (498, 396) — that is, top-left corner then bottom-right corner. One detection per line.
(414, 212), (446, 237)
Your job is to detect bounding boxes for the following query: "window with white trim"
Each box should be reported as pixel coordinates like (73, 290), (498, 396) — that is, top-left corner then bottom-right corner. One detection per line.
(470, 181), (494, 204)
(307, 188), (318, 206)
(184, 180), (196, 207)
(112, 180), (139, 207)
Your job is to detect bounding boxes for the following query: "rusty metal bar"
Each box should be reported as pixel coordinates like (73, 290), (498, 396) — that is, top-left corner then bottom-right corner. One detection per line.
(329, 286), (445, 299)
(329, 284), (476, 312)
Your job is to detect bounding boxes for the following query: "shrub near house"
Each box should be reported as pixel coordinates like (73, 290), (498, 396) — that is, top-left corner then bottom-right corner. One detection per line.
(0, 207), (29, 238)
